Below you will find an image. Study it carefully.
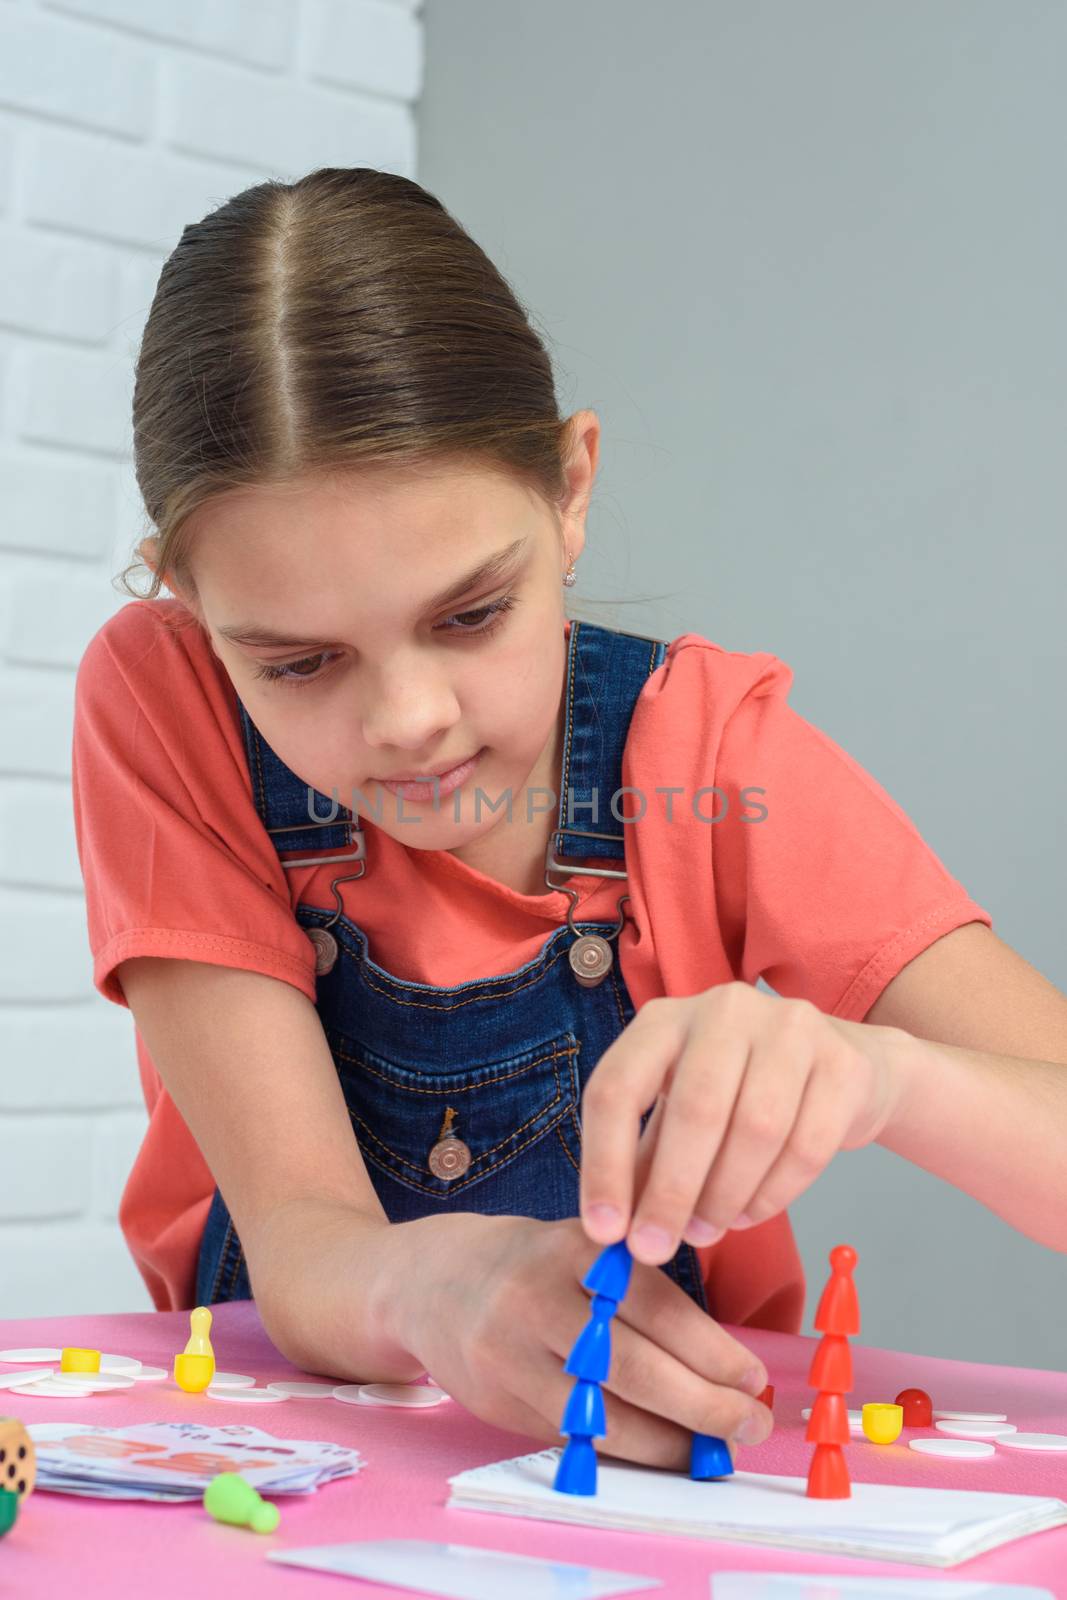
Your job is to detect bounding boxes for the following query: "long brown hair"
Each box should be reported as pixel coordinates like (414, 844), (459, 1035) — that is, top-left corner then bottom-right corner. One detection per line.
(118, 166), (618, 628)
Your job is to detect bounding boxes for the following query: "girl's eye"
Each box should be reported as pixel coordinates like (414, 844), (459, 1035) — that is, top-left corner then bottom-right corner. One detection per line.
(250, 591), (518, 688)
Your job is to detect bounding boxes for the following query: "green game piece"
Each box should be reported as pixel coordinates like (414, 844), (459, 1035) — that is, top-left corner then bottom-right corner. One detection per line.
(0, 1487), (18, 1537)
(203, 1471), (280, 1533)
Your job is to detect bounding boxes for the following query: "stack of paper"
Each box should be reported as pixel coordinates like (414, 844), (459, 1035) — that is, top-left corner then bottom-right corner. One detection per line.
(27, 1421), (364, 1502)
(448, 1449), (1067, 1568)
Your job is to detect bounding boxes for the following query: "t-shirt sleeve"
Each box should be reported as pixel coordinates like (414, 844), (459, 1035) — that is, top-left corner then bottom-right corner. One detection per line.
(710, 652), (993, 1021)
(72, 610), (319, 1009)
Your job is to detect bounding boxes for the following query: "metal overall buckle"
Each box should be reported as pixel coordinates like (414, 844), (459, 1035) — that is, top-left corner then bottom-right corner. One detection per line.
(271, 815), (366, 978)
(544, 829), (631, 989)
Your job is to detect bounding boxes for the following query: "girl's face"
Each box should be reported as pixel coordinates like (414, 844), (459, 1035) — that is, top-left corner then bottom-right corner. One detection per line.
(176, 455), (590, 866)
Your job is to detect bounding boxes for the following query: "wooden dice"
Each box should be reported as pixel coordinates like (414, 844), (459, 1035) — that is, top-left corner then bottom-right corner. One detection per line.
(0, 1418), (36, 1500)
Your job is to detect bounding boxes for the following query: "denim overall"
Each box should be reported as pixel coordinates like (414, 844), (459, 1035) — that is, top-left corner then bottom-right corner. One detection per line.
(195, 619), (709, 1315)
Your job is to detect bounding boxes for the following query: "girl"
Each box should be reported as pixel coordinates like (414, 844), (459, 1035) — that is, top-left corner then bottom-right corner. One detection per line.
(72, 167), (1067, 1471)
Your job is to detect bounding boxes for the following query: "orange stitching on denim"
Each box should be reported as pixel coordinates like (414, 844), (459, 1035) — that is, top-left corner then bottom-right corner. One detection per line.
(331, 1039), (577, 1097)
(556, 1124), (581, 1175)
(348, 1055), (568, 1174)
(353, 1104), (575, 1196)
(607, 964), (633, 1032)
(332, 939), (582, 1010)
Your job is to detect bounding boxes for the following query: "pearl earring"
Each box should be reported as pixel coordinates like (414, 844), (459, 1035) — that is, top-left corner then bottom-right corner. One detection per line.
(563, 562), (577, 587)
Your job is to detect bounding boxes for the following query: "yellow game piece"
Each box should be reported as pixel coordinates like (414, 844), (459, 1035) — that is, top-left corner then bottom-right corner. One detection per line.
(60, 1348), (101, 1374)
(862, 1402), (904, 1444)
(173, 1353), (215, 1393)
(184, 1306), (215, 1362)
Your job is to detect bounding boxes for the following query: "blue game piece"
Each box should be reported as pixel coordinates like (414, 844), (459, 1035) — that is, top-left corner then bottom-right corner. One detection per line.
(561, 1379), (607, 1439)
(553, 1435), (598, 1495)
(690, 1432), (734, 1480)
(563, 1315), (611, 1382)
(590, 1293), (618, 1321)
(582, 1239), (633, 1304)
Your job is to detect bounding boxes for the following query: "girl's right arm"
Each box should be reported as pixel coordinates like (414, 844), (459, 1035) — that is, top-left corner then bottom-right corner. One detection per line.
(116, 956), (424, 1380)
(117, 956), (772, 1468)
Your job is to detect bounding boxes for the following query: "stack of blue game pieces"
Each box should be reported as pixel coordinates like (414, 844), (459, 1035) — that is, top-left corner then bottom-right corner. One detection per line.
(553, 1237), (735, 1494)
(553, 1239), (632, 1495)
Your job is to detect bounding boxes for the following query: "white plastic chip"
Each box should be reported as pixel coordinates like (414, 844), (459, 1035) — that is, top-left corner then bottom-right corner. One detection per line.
(995, 1432), (1067, 1451)
(935, 1419), (1016, 1439)
(204, 1372), (256, 1389)
(99, 1354), (142, 1375)
(205, 1385), (289, 1403)
(266, 1381), (337, 1399)
(13, 1380), (97, 1399)
(909, 1437), (995, 1459)
(52, 1373), (135, 1392)
(129, 1366), (168, 1382)
(0, 1348), (62, 1363)
(332, 1385), (367, 1405)
(0, 1368), (53, 1389)
(356, 1383), (449, 1408)
(933, 1409), (1008, 1422)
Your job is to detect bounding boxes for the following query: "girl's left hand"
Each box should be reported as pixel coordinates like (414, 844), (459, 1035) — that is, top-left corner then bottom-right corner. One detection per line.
(578, 982), (911, 1264)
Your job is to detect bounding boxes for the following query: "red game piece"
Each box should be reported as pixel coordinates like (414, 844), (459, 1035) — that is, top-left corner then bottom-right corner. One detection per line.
(805, 1243), (859, 1501)
(806, 1442), (851, 1499)
(756, 1384), (775, 1412)
(895, 1387), (933, 1427)
(813, 1243), (860, 1335)
(806, 1391), (850, 1445)
(808, 1333), (852, 1393)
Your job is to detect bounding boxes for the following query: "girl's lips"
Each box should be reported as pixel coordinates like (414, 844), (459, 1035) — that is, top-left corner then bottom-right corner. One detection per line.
(377, 748), (484, 801)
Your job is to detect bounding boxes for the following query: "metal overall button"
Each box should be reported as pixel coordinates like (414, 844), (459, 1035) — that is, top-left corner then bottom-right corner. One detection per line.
(544, 831), (631, 989)
(567, 933), (614, 987)
(308, 927), (339, 975)
(269, 814), (367, 981)
(427, 1107), (472, 1181)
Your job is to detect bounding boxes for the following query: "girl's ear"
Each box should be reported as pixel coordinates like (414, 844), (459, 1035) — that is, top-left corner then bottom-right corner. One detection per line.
(137, 536), (205, 623)
(136, 535), (160, 574)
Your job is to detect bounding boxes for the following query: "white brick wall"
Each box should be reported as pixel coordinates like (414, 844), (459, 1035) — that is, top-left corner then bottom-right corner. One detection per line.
(0, 0), (423, 1317)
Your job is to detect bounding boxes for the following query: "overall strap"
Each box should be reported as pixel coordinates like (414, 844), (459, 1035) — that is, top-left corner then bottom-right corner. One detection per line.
(551, 620), (668, 867)
(234, 698), (359, 868)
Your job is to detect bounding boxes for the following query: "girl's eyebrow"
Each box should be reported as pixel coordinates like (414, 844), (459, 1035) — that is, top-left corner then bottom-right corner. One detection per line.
(217, 534), (531, 649)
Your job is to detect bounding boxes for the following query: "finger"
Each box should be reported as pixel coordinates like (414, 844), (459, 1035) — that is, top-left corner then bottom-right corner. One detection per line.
(686, 1036), (813, 1232)
(577, 1091), (665, 1251)
(579, 999), (690, 1244)
(631, 1096), (726, 1251)
(557, 1228), (769, 1400)
(626, 1022), (751, 1264)
(734, 1049), (857, 1223)
(512, 1348), (710, 1471)
(631, 1092), (666, 1193)
(542, 1311), (772, 1458)
(613, 1256), (769, 1399)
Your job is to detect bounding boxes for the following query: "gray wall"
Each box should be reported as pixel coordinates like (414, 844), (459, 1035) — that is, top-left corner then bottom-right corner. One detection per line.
(419, 0), (1067, 1369)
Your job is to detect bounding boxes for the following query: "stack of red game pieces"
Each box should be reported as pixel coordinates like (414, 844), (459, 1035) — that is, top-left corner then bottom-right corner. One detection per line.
(805, 1243), (860, 1499)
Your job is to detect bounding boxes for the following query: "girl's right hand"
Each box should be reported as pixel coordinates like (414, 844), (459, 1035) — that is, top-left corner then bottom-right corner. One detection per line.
(383, 1211), (774, 1470)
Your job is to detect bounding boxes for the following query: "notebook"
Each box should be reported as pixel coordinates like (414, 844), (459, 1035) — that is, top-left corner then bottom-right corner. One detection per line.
(447, 1449), (1067, 1568)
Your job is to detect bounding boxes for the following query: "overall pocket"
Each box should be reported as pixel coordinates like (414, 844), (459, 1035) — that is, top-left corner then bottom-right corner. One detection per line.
(327, 1027), (582, 1207)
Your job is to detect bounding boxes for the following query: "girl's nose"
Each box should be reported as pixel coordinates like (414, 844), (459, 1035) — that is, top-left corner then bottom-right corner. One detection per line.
(360, 665), (460, 754)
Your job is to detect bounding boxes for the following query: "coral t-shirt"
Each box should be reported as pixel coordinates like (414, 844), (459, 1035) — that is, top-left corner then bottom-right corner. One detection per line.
(71, 599), (992, 1320)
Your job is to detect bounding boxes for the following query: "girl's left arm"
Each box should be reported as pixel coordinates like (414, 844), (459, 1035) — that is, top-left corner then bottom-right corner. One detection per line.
(855, 920), (1067, 1252)
(579, 922), (1067, 1261)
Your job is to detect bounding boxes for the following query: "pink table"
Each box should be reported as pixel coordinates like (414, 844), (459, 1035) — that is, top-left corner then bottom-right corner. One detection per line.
(1, 1301), (1065, 1599)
